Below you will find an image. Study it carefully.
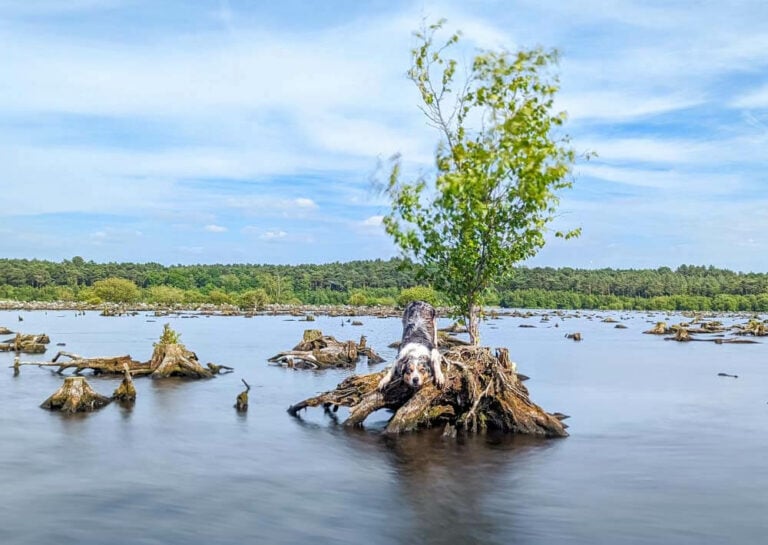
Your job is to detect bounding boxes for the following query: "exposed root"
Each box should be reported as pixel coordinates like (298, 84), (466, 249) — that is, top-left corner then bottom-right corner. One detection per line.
(288, 345), (567, 437)
(269, 329), (385, 369)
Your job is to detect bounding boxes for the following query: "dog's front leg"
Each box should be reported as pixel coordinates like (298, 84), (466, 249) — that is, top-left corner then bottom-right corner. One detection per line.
(377, 364), (395, 391)
(430, 348), (445, 389)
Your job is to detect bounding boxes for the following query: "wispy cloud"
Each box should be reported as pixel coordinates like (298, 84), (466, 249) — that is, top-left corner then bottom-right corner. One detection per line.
(1, 1), (767, 267)
(204, 224), (227, 233)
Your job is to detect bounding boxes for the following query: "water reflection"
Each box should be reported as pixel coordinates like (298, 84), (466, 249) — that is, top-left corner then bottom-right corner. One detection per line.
(340, 429), (557, 545)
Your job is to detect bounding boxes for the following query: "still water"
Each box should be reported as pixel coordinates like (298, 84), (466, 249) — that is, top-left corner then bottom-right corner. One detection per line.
(0, 309), (766, 544)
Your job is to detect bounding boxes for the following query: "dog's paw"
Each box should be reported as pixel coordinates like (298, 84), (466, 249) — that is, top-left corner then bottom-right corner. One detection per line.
(433, 368), (446, 389)
(377, 376), (390, 392)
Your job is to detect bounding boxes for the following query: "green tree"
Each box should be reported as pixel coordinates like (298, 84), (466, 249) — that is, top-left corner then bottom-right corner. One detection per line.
(92, 277), (140, 303)
(384, 20), (579, 344)
(237, 288), (270, 310)
(397, 286), (441, 308)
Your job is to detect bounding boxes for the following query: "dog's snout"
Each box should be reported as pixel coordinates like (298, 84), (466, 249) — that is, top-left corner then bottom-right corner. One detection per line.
(412, 375), (420, 386)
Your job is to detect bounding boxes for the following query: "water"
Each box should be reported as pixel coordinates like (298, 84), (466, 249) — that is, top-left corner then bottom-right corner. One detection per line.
(1, 309), (767, 544)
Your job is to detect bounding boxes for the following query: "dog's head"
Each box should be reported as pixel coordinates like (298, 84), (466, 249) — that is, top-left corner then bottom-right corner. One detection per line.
(397, 344), (431, 389)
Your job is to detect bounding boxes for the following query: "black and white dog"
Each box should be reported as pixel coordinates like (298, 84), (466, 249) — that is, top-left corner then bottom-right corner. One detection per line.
(378, 301), (445, 391)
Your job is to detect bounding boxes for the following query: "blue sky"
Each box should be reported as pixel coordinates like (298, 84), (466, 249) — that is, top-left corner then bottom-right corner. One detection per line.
(2, 1), (768, 270)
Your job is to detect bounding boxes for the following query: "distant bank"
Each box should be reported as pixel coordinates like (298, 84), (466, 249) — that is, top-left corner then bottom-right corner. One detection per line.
(1, 258), (768, 312)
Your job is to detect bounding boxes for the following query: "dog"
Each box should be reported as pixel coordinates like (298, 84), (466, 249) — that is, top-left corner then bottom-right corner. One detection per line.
(378, 301), (445, 391)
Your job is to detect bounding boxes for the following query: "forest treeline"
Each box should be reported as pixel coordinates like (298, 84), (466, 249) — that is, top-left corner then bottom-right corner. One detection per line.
(2, 257), (768, 311)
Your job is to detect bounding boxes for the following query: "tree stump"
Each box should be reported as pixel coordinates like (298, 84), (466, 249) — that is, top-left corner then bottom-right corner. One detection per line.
(149, 343), (213, 378)
(269, 329), (385, 369)
(288, 346), (568, 437)
(41, 377), (112, 413)
(112, 363), (137, 401)
(235, 379), (250, 412)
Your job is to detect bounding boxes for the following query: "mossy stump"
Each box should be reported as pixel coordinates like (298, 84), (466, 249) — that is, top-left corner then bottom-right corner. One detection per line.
(149, 342), (213, 379)
(112, 364), (137, 401)
(288, 345), (568, 437)
(41, 376), (112, 413)
(268, 329), (385, 369)
(235, 379), (251, 412)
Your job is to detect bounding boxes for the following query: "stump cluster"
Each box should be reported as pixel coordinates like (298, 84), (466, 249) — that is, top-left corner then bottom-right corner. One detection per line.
(268, 329), (384, 369)
(288, 345), (568, 437)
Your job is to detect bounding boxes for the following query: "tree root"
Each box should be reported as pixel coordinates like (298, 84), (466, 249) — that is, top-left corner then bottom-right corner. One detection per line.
(288, 345), (567, 437)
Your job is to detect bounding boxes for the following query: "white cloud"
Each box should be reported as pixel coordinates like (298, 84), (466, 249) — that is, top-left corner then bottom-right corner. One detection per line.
(361, 215), (384, 227)
(294, 198), (317, 209)
(204, 224), (227, 232)
(259, 229), (287, 240)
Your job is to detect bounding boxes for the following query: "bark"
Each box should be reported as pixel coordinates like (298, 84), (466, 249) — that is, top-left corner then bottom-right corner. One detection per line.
(149, 342), (213, 379)
(112, 363), (137, 401)
(288, 345), (567, 437)
(269, 330), (385, 369)
(41, 376), (112, 413)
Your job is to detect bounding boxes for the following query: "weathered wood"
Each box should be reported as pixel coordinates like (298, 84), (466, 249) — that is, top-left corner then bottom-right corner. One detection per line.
(288, 346), (567, 437)
(112, 363), (137, 401)
(270, 329), (386, 369)
(235, 379), (251, 412)
(41, 376), (112, 413)
(149, 343), (213, 379)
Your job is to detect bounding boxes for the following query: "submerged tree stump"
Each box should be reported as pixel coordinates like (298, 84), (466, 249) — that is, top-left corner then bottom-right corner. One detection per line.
(268, 329), (385, 369)
(149, 343), (213, 378)
(644, 322), (669, 335)
(112, 363), (137, 401)
(41, 377), (112, 413)
(288, 346), (567, 437)
(235, 379), (250, 412)
(0, 333), (50, 354)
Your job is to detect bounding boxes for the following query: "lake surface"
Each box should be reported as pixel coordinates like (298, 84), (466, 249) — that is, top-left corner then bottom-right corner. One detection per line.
(1, 309), (767, 544)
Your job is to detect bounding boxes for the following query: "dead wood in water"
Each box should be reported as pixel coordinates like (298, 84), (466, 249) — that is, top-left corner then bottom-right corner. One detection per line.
(112, 363), (137, 401)
(41, 376), (112, 413)
(288, 346), (567, 437)
(149, 342), (213, 378)
(235, 379), (250, 411)
(644, 322), (669, 335)
(13, 325), (229, 379)
(268, 329), (385, 369)
(13, 351), (146, 376)
(0, 333), (50, 354)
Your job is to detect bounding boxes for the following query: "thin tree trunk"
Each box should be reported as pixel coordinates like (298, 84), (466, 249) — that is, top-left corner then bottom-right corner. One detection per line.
(467, 302), (480, 346)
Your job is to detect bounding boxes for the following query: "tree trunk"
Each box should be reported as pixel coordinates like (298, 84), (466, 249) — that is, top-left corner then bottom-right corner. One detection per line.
(467, 302), (480, 346)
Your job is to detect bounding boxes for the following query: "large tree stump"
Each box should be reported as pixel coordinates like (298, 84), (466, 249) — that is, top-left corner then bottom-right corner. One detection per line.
(149, 343), (213, 378)
(268, 329), (385, 369)
(288, 346), (567, 437)
(41, 377), (112, 413)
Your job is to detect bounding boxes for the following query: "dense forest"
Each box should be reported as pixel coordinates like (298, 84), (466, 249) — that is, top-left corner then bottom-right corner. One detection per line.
(2, 257), (768, 311)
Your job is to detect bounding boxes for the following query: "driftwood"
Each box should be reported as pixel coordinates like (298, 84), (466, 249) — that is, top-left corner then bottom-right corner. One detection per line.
(41, 376), (112, 413)
(0, 333), (50, 354)
(12, 325), (229, 378)
(13, 351), (147, 375)
(235, 379), (250, 411)
(288, 346), (567, 437)
(268, 330), (384, 369)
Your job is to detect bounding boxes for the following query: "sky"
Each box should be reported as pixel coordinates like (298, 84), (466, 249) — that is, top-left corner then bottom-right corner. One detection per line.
(2, 0), (768, 271)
